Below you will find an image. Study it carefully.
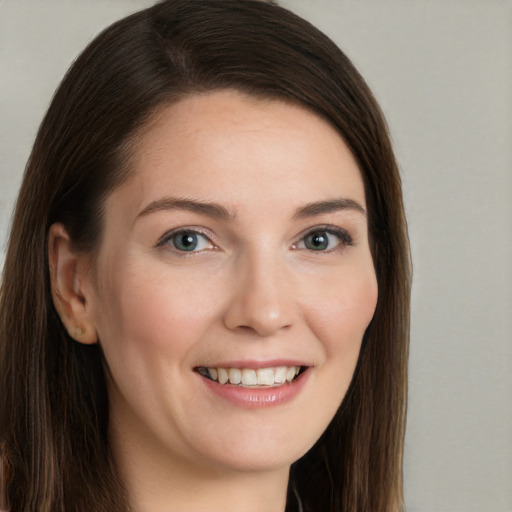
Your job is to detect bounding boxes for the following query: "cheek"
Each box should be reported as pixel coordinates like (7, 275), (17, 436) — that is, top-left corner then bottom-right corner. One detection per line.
(90, 267), (222, 426)
(93, 263), (222, 365)
(306, 266), (378, 355)
(298, 265), (378, 437)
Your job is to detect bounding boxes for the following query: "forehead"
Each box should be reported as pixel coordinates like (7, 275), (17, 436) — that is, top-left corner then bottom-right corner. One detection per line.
(114, 90), (366, 219)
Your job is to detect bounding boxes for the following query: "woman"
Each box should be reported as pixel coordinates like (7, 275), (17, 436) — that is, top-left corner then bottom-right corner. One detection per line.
(0, 1), (410, 511)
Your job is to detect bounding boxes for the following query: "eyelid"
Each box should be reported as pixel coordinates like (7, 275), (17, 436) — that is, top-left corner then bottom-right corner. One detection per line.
(156, 226), (217, 252)
(292, 224), (353, 251)
(155, 224), (353, 253)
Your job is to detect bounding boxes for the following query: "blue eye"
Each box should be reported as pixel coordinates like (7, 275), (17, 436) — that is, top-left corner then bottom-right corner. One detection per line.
(297, 228), (352, 252)
(304, 231), (331, 251)
(167, 230), (211, 252)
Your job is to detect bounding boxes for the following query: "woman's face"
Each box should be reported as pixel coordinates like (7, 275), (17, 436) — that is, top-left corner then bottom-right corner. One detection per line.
(83, 90), (378, 476)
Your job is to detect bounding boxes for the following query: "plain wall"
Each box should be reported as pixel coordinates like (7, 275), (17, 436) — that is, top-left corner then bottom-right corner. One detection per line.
(1, 1), (511, 511)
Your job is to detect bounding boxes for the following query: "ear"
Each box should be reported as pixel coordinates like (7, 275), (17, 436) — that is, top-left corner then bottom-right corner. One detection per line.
(48, 223), (98, 344)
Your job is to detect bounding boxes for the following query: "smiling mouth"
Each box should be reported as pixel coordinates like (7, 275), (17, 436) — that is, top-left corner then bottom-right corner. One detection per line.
(196, 366), (307, 387)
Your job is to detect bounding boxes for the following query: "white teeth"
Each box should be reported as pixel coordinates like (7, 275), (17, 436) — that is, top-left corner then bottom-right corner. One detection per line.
(218, 368), (229, 384)
(257, 368), (275, 386)
(201, 365), (303, 387)
(286, 367), (297, 382)
(274, 366), (287, 384)
(241, 369), (257, 386)
(228, 368), (241, 385)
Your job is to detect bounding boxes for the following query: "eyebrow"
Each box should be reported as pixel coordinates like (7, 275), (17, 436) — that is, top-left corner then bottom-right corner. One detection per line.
(293, 198), (366, 219)
(136, 196), (366, 221)
(136, 197), (235, 221)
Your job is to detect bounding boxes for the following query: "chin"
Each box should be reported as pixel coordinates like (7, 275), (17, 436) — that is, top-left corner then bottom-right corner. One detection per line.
(186, 423), (322, 475)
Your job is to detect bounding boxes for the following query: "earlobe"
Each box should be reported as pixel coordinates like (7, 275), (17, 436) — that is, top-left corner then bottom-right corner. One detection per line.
(48, 223), (98, 345)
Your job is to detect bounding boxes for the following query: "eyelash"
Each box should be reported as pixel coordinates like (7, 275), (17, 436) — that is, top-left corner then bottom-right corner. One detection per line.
(157, 225), (353, 255)
(293, 225), (353, 253)
(157, 227), (215, 254)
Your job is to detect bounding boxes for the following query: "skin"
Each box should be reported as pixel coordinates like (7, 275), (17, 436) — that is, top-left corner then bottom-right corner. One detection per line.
(49, 90), (378, 512)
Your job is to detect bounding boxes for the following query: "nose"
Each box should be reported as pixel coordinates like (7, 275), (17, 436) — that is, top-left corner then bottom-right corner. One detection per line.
(222, 251), (296, 337)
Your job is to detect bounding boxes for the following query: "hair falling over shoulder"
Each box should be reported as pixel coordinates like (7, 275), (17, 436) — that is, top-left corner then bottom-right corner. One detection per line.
(0, 1), (411, 511)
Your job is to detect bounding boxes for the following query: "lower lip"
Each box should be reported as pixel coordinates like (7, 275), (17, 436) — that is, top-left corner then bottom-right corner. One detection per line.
(199, 369), (309, 408)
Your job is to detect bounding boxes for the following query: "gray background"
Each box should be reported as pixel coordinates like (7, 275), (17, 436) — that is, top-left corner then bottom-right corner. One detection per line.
(1, 1), (511, 511)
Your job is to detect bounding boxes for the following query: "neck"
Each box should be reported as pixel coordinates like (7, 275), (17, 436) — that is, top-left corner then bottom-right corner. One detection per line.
(129, 465), (289, 512)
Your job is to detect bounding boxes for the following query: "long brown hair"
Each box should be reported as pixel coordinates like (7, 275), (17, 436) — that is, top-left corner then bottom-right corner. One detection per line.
(0, 1), (411, 510)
